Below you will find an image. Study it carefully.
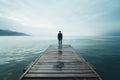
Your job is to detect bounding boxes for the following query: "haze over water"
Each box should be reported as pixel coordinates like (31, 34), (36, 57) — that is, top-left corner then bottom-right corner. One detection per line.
(0, 36), (120, 80)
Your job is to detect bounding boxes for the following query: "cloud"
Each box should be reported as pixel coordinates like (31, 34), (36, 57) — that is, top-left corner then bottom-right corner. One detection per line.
(0, 0), (120, 36)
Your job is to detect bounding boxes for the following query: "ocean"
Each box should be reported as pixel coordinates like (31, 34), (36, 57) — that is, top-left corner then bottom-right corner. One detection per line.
(0, 36), (120, 80)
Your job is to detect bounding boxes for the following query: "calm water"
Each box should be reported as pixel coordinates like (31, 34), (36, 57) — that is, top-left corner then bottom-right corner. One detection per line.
(0, 36), (120, 80)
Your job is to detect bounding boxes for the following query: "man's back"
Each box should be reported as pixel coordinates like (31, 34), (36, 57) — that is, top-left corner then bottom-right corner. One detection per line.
(58, 33), (63, 40)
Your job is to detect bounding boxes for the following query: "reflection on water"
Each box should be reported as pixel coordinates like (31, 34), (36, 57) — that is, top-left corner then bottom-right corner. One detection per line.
(58, 50), (63, 60)
(53, 50), (64, 71)
(53, 61), (64, 71)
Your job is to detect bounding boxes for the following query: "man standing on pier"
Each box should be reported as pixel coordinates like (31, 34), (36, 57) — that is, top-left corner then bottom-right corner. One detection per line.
(57, 31), (63, 49)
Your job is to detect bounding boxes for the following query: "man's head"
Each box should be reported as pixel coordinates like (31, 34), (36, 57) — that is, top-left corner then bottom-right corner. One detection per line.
(59, 31), (61, 33)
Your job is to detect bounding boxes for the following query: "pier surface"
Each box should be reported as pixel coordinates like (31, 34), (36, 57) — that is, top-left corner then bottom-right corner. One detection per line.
(20, 45), (102, 80)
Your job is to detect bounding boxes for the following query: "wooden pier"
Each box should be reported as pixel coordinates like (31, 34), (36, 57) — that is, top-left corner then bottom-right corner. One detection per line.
(20, 45), (102, 80)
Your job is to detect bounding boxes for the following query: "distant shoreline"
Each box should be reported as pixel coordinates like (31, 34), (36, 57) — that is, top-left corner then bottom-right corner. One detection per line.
(0, 29), (29, 36)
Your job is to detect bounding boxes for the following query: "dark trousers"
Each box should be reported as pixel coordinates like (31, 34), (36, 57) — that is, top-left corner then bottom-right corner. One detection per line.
(58, 40), (62, 49)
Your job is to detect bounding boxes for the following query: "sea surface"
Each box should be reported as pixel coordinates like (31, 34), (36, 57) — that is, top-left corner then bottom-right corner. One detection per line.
(0, 36), (120, 80)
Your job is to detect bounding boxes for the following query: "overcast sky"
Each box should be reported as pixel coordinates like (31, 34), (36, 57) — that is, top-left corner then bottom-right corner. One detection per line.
(0, 0), (120, 36)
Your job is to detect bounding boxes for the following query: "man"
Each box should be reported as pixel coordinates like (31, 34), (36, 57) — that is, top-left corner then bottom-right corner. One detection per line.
(57, 31), (63, 49)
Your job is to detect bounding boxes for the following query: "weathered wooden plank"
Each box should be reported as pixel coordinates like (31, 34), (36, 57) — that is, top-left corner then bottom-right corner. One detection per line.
(36, 60), (83, 63)
(33, 64), (89, 67)
(28, 72), (94, 74)
(41, 53), (76, 56)
(25, 73), (97, 78)
(23, 79), (98, 80)
(28, 69), (93, 74)
(35, 62), (84, 65)
(41, 52), (77, 55)
(39, 55), (81, 58)
(31, 66), (91, 70)
(23, 78), (99, 80)
(40, 56), (78, 58)
(39, 57), (78, 60)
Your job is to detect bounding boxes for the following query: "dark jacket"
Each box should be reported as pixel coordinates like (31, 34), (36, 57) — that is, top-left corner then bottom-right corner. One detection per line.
(58, 33), (63, 40)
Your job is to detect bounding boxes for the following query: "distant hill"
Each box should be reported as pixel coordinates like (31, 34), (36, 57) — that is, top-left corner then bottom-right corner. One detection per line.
(0, 29), (29, 36)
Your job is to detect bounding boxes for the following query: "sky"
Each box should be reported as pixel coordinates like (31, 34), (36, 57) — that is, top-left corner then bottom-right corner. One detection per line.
(0, 0), (120, 36)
